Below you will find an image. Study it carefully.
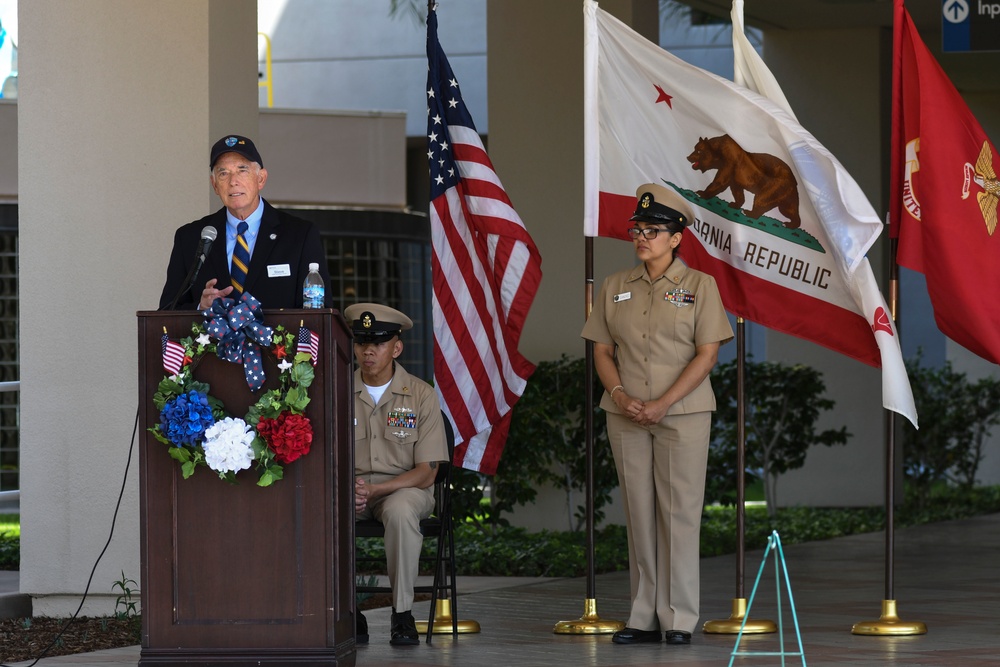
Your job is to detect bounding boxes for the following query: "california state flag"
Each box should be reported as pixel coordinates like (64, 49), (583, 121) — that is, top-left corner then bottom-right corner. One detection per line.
(583, 0), (917, 427)
(890, 0), (1000, 365)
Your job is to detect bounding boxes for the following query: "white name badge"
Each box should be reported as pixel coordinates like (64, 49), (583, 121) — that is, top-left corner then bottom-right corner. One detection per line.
(613, 291), (631, 303)
(267, 264), (291, 278)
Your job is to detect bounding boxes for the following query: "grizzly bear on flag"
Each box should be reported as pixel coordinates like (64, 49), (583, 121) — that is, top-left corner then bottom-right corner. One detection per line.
(687, 134), (801, 229)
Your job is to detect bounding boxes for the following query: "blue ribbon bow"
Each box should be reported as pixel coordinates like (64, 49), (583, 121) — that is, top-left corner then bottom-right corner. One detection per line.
(202, 292), (274, 391)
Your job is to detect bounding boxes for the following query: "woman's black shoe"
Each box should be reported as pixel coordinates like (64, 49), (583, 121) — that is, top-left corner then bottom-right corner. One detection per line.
(612, 627), (662, 644)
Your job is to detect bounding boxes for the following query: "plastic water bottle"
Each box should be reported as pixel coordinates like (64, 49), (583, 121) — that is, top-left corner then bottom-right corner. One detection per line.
(302, 263), (325, 309)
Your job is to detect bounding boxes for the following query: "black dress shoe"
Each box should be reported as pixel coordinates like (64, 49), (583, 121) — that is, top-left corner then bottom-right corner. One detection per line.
(665, 630), (692, 645)
(390, 609), (420, 646)
(612, 627), (662, 644)
(356, 610), (369, 645)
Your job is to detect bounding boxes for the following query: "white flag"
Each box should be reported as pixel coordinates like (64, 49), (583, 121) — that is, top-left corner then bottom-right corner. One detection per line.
(583, 0), (916, 427)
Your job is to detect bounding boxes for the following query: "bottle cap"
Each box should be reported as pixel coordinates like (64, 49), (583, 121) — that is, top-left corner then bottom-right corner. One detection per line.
(309, 263), (319, 271)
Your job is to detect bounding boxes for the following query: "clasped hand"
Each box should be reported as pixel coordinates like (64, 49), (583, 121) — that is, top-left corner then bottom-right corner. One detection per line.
(615, 392), (669, 426)
(355, 477), (370, 513)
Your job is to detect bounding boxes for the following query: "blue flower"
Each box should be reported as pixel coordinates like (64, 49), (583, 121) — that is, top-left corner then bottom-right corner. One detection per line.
(160, 390), (215, 447)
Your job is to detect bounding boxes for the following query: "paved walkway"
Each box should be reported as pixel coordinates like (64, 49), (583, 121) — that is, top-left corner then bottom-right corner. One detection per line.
(3, 513), (999, 666)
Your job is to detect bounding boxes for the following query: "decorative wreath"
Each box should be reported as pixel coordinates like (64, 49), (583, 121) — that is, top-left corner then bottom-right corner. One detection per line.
(149, 293), (318, 487)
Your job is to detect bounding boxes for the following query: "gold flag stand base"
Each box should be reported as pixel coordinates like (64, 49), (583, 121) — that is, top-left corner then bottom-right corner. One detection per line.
(703, 597), (777, 634)
(852, 599), (927, 636)
(553, 598), (625, 634)
(415, 598), (481, 634)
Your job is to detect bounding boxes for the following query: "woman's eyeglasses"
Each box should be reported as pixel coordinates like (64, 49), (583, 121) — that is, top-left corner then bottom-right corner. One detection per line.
(626, 226), (671, 240)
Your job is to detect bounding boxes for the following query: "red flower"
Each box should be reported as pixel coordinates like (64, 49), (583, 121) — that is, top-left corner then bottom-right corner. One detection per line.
(257, 412), (313, 464)
(274, 344), (288, 359)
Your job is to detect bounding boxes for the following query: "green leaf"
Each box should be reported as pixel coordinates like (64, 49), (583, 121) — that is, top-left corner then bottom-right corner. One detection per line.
(149, 428), (170, 446)
(168, 447), (192, 464)
(181, 461), (196, 479)
(257, 464), (283, 487)
(284, 386), (311, 413)
(291, 360), (315, 388)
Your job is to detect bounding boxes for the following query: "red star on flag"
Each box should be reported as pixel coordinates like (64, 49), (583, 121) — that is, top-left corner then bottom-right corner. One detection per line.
(654, 84), (672, 107)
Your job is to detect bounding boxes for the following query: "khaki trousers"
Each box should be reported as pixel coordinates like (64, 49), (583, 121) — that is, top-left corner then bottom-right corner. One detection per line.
(607, 411), (711, 633)
(358, 483), (435, 612)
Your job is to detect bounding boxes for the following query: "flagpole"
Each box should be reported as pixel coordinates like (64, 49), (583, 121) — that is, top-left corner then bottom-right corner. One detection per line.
(553, 236), (624, 635)
(704, 318), (775, 635)
(852, 237), (926, 636)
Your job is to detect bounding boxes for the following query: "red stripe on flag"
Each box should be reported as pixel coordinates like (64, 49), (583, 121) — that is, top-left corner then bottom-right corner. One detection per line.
(428, 8), (542, 474)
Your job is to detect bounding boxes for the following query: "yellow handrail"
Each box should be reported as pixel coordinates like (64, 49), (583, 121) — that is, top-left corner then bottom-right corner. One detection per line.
(257, 32), (273, 108)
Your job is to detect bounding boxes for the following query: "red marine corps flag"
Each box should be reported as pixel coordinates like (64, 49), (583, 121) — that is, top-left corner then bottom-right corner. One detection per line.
(583, 0), (916, 427)
(427, 5), (543, 474)
(890, 0), (1000, 364)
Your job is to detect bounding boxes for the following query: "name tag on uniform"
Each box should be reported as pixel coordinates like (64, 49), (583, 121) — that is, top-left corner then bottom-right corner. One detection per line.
(267, 263), (291, 278)
(613, 291), (631, 303)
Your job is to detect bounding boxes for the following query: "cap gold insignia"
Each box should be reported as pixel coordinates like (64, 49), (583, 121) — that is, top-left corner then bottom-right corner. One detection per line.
(640, 193), (652, 209)
(362, 314), (373, 329)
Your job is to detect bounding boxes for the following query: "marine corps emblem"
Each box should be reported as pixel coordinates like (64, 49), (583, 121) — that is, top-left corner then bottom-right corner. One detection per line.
(962, 140), (999, 236)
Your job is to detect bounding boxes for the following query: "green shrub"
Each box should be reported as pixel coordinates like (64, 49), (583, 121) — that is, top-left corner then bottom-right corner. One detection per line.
(352, 486), (1000, 579)
(0, 531), (18, 570)
(903, 353), (1000, 504)
(708, 358), (849, 515)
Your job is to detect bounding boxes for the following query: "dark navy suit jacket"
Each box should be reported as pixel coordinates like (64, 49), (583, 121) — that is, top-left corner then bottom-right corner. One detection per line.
(159, 199), (331, 311)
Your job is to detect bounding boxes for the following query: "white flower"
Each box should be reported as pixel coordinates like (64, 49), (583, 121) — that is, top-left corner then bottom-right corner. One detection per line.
(196, 333), (211, 347)
(278, 359), (293, 373)
(202, 417), (255, 474)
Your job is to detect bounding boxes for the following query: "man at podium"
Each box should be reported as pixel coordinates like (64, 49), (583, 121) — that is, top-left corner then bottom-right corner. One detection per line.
(346, 303), (449, 646)
(158, 134), (330, 310)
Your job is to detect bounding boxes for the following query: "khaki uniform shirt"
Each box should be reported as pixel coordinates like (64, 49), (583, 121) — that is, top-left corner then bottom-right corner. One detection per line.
(581, 259), (734, 416)
(354, 362), (449, 479)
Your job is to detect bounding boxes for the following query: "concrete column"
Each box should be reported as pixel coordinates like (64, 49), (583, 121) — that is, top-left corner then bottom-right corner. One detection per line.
(487, 1), (656, 529)
(18, 0), (258, 616)
(487, 0), (657, 363)
(763, 27), (889, 507)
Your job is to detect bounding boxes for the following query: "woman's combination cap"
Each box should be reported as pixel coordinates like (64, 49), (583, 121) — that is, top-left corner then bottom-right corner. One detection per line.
(629, 183), (694, 232)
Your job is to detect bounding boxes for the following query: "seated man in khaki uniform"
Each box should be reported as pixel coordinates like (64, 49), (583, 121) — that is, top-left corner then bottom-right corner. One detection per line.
(346, 302), (449, 647)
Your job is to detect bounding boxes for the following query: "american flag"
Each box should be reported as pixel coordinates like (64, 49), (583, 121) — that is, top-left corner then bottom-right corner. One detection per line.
(297, 325), (319, 366)
(161, 333), (186, 376)
(426, 6), (542, 475)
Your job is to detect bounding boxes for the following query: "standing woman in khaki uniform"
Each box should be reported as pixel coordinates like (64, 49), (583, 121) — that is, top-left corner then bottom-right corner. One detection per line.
(581, 183), (733, 646)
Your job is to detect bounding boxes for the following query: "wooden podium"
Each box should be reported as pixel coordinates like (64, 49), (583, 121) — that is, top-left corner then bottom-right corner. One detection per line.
(137, 309), (355, 667)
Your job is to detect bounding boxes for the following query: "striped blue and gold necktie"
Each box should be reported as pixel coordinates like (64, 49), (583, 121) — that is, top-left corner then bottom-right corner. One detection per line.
(231, 221), (251, 294)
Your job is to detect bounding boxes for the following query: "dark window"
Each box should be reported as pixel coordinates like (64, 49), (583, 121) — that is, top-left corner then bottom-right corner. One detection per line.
(283, 208), (433, 382)
(0, 204), (18, 491)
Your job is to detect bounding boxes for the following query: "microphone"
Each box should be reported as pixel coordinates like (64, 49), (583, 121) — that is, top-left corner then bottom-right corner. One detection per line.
(195, 226), (218, 265)
(163, 226), (219, 311)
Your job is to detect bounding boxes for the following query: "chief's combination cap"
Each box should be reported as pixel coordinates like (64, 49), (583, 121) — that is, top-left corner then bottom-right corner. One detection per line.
(210, 135), (264, 169)
(629, 183), (693, 230)
(344, 303), (413, 344)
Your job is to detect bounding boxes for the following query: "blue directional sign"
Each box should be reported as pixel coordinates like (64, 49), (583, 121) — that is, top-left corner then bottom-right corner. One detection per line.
(943, 0), (1000, 52)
